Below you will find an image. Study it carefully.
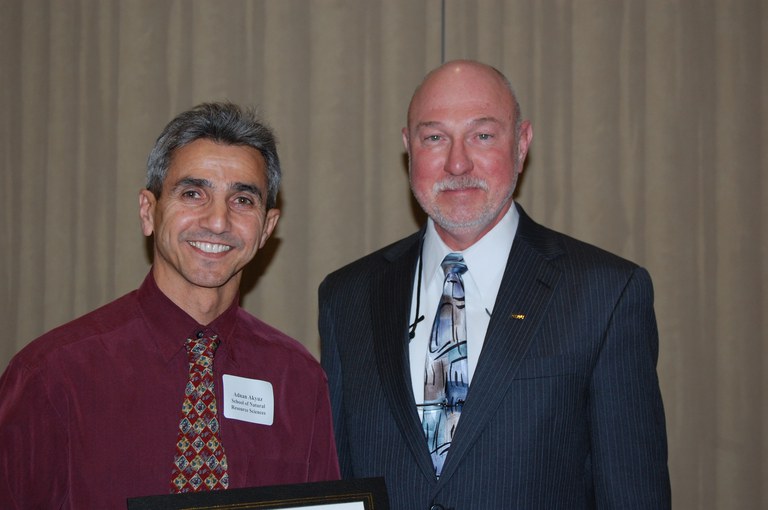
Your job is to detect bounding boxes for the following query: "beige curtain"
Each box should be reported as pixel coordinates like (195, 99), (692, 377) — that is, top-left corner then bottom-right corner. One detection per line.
(1, 1), (765, 508)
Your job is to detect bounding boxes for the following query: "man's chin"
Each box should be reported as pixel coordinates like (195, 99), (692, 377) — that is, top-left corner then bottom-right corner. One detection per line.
(183, 271), (239, 290)
(433, 211), (488, 232)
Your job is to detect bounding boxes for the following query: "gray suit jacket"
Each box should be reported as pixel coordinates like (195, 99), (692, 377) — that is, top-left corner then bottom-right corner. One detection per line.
(319, 204), (670, 510)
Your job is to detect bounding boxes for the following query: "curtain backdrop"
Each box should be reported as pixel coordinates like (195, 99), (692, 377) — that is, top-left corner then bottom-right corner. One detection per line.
(1, 1), (765, 508)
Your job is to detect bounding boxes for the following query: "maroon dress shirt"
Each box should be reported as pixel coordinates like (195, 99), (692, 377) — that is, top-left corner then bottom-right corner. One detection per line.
(0, 272), (339, 508)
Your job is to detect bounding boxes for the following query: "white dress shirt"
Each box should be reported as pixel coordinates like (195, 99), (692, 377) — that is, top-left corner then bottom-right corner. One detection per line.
(409, 204), (519, 414)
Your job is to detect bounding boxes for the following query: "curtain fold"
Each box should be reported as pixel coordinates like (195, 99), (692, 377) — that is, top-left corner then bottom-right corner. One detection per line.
(1, 1), (765, 508)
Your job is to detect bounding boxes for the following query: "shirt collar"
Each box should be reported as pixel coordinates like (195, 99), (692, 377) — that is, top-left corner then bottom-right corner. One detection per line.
(423, 204), (519, 310)
(137, 271), (241, 364)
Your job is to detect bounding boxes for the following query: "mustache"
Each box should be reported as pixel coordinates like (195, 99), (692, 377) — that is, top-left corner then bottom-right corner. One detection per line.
(433, 176), (489, 193)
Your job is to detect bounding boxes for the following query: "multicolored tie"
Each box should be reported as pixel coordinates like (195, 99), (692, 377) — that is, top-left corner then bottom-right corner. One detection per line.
(422, 253), (469, 477)
(170, 331), (229, 493)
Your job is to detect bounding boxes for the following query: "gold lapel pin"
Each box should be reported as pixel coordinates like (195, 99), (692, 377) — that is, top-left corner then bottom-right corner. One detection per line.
(510, 313), (526, 320)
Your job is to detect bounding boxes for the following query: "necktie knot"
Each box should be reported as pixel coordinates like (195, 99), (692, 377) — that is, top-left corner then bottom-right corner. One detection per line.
(441, 253), (467, 277)
(186, 332), (220, 365)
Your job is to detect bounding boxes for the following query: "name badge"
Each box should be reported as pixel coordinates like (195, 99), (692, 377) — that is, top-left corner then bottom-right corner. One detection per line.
(222, 374), (274, 426)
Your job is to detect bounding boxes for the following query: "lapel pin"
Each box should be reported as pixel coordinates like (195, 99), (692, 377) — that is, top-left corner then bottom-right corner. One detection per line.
(510, 313), (526, 320)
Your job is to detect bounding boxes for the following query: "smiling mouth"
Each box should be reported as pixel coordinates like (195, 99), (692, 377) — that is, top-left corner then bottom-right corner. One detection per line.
(188, 241), (232, 254)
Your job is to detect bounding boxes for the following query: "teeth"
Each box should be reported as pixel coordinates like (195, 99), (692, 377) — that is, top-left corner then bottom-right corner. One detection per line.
(189, 241), (232, 254)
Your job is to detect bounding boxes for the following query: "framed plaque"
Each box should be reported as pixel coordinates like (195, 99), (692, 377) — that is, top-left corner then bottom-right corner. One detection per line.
(126, 477), (389, 510)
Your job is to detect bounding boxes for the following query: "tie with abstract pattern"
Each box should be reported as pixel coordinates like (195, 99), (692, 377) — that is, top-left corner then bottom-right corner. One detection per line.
(170, 331), (229, 493)
(422, 253), (469, 477)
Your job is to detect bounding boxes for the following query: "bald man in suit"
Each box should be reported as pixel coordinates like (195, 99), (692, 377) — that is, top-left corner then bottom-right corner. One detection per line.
(319, 60), (670, 509)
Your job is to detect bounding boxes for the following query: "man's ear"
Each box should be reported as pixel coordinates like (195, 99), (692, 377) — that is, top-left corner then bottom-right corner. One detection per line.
(516, 120), (534, 172)
(401, 127), (410, 153)
(138, 189), (156, 237)
(259, 208), (281, 249)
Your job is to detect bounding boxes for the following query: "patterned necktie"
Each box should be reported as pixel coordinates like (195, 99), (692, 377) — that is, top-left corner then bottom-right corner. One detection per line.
(170, 331), (229, 493)
(422, 253), (469, 477)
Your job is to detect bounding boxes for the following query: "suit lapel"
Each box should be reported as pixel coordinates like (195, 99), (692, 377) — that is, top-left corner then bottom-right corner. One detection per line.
(438, 205), (564, 483)
(370, 230), (438, 480)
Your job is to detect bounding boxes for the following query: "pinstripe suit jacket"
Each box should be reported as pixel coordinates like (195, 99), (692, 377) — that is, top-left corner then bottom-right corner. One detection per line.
(319, 204), (670, 510)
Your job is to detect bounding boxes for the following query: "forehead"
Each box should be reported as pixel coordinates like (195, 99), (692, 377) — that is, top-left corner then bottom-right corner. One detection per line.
(166, 139), (266, 184)
(408, 65), (515, 127)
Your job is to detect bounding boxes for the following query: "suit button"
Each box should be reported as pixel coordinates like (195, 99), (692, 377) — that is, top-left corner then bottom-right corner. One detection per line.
(429, 505), (445, 510)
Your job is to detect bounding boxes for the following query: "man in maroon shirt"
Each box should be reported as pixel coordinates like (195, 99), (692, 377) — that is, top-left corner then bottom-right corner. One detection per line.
(0, 102), (340, 508)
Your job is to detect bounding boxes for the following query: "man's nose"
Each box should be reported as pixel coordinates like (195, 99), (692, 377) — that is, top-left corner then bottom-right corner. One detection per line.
(201, 199), (231, 233)
(444, 140), (473, 175)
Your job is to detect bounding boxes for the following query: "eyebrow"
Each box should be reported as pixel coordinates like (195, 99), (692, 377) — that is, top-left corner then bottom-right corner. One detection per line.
(414, 116), (504, 131)
(231, 182), (265, 202)
(469, 116), (504, 126)
(172, 177), (212, 191)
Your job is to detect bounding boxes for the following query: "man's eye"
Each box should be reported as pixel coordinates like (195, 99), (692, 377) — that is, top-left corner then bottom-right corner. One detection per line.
(181, 190), (201, 199)
(234, 196), (255, 206)
(425, 134), (441, 142)
(478, 133), (493, 140)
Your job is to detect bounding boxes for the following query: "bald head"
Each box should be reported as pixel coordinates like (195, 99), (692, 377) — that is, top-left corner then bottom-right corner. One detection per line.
(407, 60), (522, 136)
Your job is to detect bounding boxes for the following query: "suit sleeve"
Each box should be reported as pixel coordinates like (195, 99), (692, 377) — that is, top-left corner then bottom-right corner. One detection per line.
(590, 266), (671, 508)
(307, 360), (341, 481)
(318, 278), (354, 479)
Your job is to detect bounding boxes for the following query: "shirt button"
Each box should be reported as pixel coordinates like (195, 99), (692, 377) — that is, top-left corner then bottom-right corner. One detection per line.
(429, 505), (445, 510)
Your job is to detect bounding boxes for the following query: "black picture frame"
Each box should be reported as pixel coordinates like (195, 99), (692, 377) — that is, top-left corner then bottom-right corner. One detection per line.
(126, 477), (389, 510)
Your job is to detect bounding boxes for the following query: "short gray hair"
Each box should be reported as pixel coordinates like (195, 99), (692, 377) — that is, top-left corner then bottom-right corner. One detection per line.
(146, 102), (281, 210)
